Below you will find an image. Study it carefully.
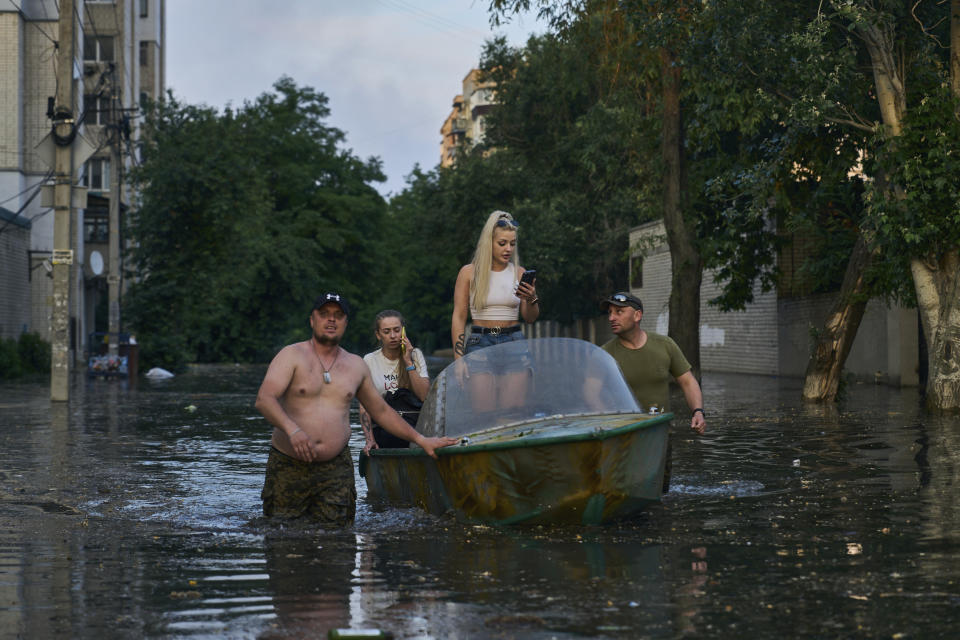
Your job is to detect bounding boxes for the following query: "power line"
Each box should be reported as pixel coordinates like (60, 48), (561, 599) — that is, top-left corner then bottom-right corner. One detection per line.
(0, 171), (54, 237)
(7, 0), (59, 45)
(371, 0), (491, 46)
(0, 174), (51, 207)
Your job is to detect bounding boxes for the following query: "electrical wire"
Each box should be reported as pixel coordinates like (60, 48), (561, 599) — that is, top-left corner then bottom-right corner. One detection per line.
(0, 171), (54, 237)
(7, 0), (59, 45)
(371, 0), (490, 46)
(0, 176), (50, 207)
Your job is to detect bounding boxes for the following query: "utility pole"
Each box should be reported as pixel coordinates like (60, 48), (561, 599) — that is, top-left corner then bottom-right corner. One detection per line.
(51, 0), (77, 402)
(108, 111), (122, 355)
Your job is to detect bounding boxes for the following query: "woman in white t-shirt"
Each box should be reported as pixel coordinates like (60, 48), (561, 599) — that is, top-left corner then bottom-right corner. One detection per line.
(360, 309), (429, 452)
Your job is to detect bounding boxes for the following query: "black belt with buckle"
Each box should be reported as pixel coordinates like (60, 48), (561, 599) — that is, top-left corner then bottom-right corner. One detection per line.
(472, 325), (522, 335)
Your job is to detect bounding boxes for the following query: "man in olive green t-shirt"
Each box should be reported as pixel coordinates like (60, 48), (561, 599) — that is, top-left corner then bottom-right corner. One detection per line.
(600, 292), (706, 435)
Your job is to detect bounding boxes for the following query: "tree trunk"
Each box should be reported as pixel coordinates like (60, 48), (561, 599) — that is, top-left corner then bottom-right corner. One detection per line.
(912, 252), (960, 410)
(911, 3), (960, 411)
(802, 15), (905, 402)
(660, 47), (703, 379)
(801, 234), (874, 402)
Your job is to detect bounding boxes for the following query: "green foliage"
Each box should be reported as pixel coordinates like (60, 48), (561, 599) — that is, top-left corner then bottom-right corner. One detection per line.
(0, 338), (21, 379)
(16, 332), (51, 373)
(0, 333), (51, 379)
(126, 78), (387, 367)
(674, 0), (954, 309)
(478, 21), (661, 320)
(376, 15), (663, 350)
(381, 154), (530, 349)
(865, 83), (960, 262)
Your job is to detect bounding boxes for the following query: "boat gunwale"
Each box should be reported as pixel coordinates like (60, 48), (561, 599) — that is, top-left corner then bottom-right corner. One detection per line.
(367, 411), (673, 457)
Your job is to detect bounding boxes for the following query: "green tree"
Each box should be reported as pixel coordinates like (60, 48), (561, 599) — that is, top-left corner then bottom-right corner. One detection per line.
(382, 150), (529, 351)
(126, 78), (387, 369)
(691, 0), (960, 408)
(479, 11), (661, 321)
(380, 13), (660, 352)
(489, 0), (705, 375)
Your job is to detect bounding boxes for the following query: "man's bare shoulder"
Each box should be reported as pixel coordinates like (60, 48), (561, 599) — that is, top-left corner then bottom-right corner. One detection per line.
(268, 341), (312, 370)
(276, 340), (311, 359)
(339, 349), (367, 374)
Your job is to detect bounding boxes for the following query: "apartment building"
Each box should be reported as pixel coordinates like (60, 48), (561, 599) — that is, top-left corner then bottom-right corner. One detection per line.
(0, 0), (165, 359)
(440, 68), (496, 167)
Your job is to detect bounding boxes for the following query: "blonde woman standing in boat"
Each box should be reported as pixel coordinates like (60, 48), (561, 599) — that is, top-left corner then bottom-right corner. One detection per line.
(451, 210), (540, 409)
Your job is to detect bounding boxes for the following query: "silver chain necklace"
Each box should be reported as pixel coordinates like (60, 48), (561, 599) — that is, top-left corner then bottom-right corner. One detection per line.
(314, 345), (340, 384)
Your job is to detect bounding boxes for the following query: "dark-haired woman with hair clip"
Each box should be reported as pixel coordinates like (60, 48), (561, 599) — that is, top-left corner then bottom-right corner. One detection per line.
(359, 309), (429, 453)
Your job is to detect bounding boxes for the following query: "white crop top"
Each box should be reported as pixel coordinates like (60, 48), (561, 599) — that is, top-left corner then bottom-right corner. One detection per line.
(471, 265), (521, 321)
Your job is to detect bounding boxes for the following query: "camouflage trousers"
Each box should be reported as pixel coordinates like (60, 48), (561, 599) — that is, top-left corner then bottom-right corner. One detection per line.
(261, 445), (356, 526)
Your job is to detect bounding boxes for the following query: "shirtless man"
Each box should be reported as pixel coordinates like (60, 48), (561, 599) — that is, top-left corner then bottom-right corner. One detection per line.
(255, 292), (457, 525)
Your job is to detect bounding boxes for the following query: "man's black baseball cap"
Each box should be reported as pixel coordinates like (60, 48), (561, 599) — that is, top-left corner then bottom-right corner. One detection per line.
(601, 292), (643, 312)
(313, 292), (351, 316)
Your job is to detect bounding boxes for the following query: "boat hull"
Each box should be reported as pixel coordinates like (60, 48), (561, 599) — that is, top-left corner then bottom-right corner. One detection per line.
(361, 413), (670, 525)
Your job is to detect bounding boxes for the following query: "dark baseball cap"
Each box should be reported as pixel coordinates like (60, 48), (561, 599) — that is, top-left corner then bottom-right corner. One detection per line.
(601, 292), (643, 312)
(313, 292), (351, 316)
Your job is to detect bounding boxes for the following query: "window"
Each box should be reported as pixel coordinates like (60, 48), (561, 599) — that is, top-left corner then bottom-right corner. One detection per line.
(83, 94), (112, 125)
(83, 35), (114, 63)
(629, 256), (644, 290)
(139, 41), (149, 66)
(81, 158), (111, 192)
(139, 0), (148, 17)
(84, 213), (109, 243)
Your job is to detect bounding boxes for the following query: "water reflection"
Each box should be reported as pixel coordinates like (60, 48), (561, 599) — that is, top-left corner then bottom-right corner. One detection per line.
(260, 532), (354, 637)
(1, 368), (959, 638)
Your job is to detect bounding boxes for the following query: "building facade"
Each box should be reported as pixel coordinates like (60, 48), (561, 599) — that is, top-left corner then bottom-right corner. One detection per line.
(440, 68), (496, 167)
(628, 219), (920, 386)
(0, 206), (32, 339)
(0, 0), (165, 359)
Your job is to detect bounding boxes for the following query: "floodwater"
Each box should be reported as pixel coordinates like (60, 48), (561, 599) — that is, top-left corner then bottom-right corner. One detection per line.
(1, 363), (959, 639)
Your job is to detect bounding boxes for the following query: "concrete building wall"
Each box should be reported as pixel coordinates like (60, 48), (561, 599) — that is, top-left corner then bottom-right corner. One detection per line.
(22, 18), (57, 176)
(778, 294), (920, 385)
(0, 208), (31, 339)
(628, 219), (920, 385)
(0, 12), (24, 172)
(630, 221), (779, 375)
(700, 279), (779, 375)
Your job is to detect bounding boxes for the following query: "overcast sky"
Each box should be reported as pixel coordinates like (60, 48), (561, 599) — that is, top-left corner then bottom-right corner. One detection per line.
(165, 1), (542, 198)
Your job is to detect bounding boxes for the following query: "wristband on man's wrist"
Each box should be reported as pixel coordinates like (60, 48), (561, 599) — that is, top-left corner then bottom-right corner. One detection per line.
(693, 408), (705, 417)
(406, 364), (416, 371)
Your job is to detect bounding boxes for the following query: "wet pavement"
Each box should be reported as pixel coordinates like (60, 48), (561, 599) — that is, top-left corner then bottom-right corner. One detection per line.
(1, 363), (959, 638)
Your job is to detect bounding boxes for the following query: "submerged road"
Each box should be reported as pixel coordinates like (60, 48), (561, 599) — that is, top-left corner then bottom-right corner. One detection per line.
(1, 365), (958, 638)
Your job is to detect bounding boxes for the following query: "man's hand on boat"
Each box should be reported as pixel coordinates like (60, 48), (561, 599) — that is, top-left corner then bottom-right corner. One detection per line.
(415, 434), (459, 458)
